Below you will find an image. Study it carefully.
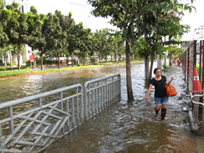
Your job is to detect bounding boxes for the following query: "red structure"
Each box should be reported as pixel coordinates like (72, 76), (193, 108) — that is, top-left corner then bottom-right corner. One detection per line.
(182, 40), (204, 93)
(190, 67), (203, 93)
(29, 55), (35, 62)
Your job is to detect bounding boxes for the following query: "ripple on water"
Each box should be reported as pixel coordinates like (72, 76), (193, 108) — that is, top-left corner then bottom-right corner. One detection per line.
(0, 64), (198, 153)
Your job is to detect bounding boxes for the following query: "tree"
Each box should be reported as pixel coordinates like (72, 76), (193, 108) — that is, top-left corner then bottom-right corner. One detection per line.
(44, 11), (67, 69)
(5, 3), (28, 70)
(88, 0), (144, 101)
(0, 2), (11, 65)
(57, 11), (75, 66)
(67, 21), (82, 67)
(27, 6), (46, 70)
(78, 27), (92, 66)
(166, 45), (184, 65)
(94, 29), (108, 64)
(89, 0), (195, 100)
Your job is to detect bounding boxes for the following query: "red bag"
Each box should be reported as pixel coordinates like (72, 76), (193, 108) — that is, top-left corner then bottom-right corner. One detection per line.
(166, 84), (177, 97)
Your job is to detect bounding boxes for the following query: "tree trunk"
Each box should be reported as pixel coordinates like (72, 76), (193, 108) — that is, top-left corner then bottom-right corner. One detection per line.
(111, 55), (113, 61)
(126, 40), (134, 101)
(67, 56), (69, 65)
(144, 55), (150, 88)
(148, 51), (156, 83)
(169, 56), (172, 65)
(1, 51), (3, 64)
(40, 53), (43, 70)
(115, 52), (118, 64)
(106, 55), (108, 63)
(17, 45), (21, 70)
(3, 53), (6, 67)
(10, 51), (13, 68)
(87, 56), (89, 65)
(157, 55), (162, 69)
(83, 57), (85, 66)
(92, 57), (94, 65)
(57, 50), (61, 69)
(99, 53), (101, 64)
(72, 52), (74, 67)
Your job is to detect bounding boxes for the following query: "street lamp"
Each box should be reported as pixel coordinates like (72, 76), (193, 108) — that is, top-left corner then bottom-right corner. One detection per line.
(69, 2), (89, 28)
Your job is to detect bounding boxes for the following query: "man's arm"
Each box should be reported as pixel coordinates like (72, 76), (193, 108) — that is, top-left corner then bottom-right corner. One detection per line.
(165, 76), (174, 85)
(146, 84), (153, 102)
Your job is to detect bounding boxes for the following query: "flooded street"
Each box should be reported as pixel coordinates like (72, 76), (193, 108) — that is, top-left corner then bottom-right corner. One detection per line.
(0, 63), (198, 152)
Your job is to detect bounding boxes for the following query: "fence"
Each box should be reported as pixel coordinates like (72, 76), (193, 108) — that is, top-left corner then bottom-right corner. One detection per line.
(182, 40), (204, 135)
(182, 40), (204, 90)
(0, 74), (121, 153)
(84, 74), (121, 120)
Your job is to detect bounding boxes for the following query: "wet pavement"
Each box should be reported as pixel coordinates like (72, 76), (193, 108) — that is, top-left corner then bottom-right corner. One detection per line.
(0, 63), (201, 152)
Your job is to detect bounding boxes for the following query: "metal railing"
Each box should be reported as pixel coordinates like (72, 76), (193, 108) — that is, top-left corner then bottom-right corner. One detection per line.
(0, 74), (121, 153)
(84, 74), (121, 120)
(0, 84), (83, 153)
(190, 93), (204, 135)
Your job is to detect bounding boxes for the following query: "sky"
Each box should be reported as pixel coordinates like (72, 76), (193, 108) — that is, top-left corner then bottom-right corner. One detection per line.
(29, 0), (204, 41)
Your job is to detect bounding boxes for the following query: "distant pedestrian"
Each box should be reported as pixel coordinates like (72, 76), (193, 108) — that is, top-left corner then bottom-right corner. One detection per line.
(146, 68), (174, 120)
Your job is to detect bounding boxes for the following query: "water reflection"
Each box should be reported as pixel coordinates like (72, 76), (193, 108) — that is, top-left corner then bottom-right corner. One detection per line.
(0, 63), (197, 153)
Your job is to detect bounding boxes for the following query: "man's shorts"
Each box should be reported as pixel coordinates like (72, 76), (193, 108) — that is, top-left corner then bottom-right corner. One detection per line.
(154, 96), (168, 106)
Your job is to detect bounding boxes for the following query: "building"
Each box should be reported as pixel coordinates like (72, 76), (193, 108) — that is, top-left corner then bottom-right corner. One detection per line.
(2, 0), (32, 65)
(193, 25), (204, 40)
(178, 0), (192, 4)
(3, 0), (30, 13)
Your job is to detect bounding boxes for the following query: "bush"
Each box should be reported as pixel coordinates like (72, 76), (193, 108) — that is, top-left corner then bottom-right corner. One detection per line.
(94, 62), (100, 65)
(0, 67), (7, 71)
(0, 68), (30, 77)
(0, 66), (28, 71)
(163, 63), (170, 69)
(162, 63), (170, 72)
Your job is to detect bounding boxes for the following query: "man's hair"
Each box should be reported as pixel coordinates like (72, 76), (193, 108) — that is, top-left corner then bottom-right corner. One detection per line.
(154, 68), (161, 74)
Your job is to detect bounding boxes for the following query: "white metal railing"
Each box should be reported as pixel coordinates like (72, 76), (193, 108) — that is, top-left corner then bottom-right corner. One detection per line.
(84, 74), (121, 120)
(190, 92), (204, 135)
(0, 84), (83, 153)
(0, 74), (121, 152)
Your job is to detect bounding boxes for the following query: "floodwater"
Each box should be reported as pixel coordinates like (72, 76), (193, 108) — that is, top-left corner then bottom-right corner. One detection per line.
(0, 63), (198, 153)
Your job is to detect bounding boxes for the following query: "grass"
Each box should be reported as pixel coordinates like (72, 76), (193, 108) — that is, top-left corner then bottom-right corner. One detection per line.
(0, 68), (31, 77)
(31, 65), (104, 75)
(0, 60), (143, 78)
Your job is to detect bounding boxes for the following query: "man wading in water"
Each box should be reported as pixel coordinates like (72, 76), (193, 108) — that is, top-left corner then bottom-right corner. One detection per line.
(146, 68), (174, 120)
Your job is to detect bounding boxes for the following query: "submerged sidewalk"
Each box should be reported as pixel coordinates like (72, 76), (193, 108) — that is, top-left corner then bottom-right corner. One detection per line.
(44, 65), (199, 153)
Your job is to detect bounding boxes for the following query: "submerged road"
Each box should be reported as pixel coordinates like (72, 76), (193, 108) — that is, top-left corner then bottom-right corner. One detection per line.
(0, 63), (199, 152)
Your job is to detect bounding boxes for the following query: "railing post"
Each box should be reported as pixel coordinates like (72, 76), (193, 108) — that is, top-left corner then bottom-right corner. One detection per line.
(60, 92), (63, 110)
(38, 98), (42, 107)
(84, 83), (88, 121)
(80, 86), (84, 123)
(8, 107), (14, 134)
(76, 87), (79, 125)
(202, 105), (204, 136)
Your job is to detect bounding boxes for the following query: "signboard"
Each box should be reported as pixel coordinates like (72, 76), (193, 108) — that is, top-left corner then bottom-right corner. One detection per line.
(29, 55), (35, 62)
(47, 57), (52, 61)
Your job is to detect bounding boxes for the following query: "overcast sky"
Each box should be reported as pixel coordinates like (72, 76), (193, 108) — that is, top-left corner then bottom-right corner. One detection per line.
(29, 0), (204, 41)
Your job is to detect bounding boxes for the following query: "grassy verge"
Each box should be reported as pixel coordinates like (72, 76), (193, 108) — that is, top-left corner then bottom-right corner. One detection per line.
(31, 65), (104, 75)
(0, 68), (31, 77)
(0, 60), (143, 78)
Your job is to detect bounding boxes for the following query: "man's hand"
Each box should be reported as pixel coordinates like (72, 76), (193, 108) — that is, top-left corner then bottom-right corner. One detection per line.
(171, 76), (174, 81)
(146, 95), (149, 102)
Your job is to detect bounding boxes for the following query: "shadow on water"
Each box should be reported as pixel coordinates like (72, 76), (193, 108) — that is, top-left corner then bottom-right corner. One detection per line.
(0, 63), (198, 153)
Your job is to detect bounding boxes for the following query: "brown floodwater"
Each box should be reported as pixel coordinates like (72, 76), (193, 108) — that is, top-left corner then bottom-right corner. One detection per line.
(0, 63), (198, 153)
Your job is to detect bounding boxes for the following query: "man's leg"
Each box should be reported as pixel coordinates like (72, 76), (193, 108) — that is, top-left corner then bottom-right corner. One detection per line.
(161, 104), (167, 120)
